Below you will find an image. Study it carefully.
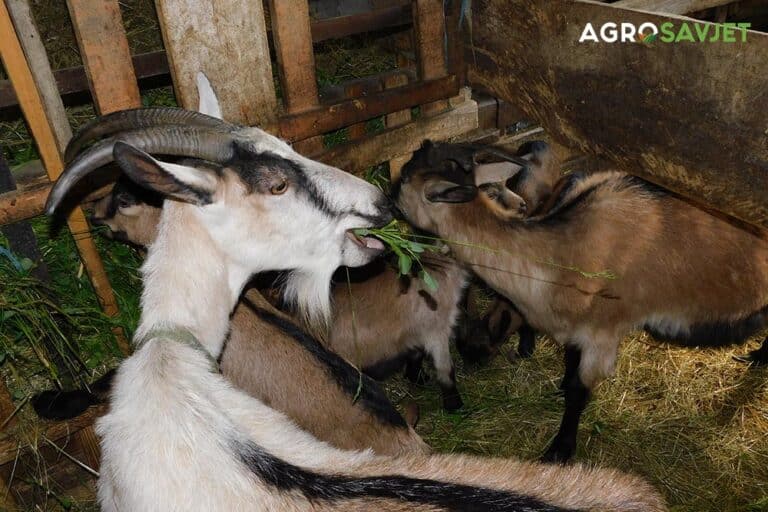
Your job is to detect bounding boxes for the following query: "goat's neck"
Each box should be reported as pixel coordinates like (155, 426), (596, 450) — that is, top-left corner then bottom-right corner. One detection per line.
(135, 202), (249, 358)
(439, 203), (562, 273)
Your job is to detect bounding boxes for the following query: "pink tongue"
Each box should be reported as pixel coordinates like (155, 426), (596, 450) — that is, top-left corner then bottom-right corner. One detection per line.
(362, 236), (385, 250)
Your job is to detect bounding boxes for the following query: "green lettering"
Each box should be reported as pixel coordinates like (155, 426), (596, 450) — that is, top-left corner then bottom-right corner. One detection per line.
(722, 22), (736, 42)
(694, 23), (710, 42)
(660, 22), (676, 43)
(737, 22), (751, 42)
(675, 23), (695, 43)
(709, 23), (720, 42)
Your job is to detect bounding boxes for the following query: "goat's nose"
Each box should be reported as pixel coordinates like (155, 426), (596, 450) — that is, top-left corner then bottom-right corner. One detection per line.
(375, 197), (395, 226)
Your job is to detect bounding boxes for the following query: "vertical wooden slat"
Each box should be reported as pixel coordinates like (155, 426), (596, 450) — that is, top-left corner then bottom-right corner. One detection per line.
(412, 0), (449, 116)
(269, 0), (324, 154)
(155, 0), (278, 128)
(7, 0), (72, 153)
(383, 73), (413, 182)
(65, 0), (141, 114)
(344, 82), (369, 141)
(0, 2), (129, 353)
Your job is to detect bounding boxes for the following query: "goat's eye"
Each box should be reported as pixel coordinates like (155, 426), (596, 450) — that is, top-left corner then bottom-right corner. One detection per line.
(270, 180), (288, 195)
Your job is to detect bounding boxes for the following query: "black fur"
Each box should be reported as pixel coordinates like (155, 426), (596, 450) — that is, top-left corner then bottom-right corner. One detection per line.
(644, 304), (768, 347)
(543, 346), (590, 463)
(232, 147), (389, 225)
(234, 440), (576, 511)
(363, 350), (418, 381)
(32, 369), (116, 421)
(245, 301), (407, 429)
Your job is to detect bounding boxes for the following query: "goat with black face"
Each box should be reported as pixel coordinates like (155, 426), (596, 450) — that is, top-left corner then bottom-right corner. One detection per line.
(395, 139), (768, 463)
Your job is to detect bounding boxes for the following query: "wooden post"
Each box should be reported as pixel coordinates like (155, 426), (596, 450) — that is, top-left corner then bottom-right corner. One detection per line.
(65, 0), (141, 114)
(412, 0), (449, 116)
(155, 0), (278, 128)
(269, 0), (324, 154)
(383, 73), (413, 182)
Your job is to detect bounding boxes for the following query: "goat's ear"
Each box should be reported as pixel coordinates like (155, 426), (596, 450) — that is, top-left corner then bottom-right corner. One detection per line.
(196, 72), (223, 119)
(424, 181), (477, 203)
(113, 142), (218, 206)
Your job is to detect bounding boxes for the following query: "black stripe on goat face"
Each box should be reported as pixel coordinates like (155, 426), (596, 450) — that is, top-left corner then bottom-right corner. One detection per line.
(233, 440), (576, 512)
(229, 146), (387, 225)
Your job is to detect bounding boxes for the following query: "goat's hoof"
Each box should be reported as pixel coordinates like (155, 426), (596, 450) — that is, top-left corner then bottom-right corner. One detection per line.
(541, 441), (575, 464)
(517, 340), (535, 358)
(733, 350), (768, 366)
(442, 394), (464, 412)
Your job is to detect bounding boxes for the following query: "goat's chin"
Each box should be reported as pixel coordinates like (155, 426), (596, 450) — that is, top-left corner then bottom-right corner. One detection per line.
(283, 270), (333, 333)
(340, 241), (384, 268)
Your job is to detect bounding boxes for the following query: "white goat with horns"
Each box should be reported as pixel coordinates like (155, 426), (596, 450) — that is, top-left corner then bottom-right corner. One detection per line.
(45, 74), (666, 511)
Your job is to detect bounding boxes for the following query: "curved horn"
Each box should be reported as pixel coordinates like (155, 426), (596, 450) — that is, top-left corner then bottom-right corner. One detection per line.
(47, 126), (237, 214)
(64, 107), (236, 162)
(473, 147), (531, 169)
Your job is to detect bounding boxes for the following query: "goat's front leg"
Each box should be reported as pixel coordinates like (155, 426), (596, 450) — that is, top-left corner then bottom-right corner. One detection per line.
(542, 344), (590, 463)
(404, 349), (429, 384)
(734, 336), (768, 366)
(517, 323), (536, 358)
(429, 340), (463, 411)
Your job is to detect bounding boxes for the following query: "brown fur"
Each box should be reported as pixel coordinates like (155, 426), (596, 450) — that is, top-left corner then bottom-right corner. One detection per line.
(329, 252), (470, 409)
(396, 141), (768, 460)
(90, 192), (428, 456)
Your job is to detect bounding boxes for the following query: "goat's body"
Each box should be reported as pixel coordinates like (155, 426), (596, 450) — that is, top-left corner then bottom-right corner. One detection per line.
(223, 290), (427, 455)
(99, 336), (663, 512)
(329, 253), (470, 409)
(440, 173), (768, 386)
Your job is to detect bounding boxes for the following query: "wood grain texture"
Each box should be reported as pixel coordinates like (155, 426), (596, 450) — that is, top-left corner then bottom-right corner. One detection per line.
(413, 0), (449, 115)
(317, 98), (478, 173)
(614, 0), (734, 14)
(269, 0), (319, 114)
(468, 0), (768, 228)
(0, 0), (130, 355)
(280, 75), (458, 142)
(383, 73), (413, 181)
(156, 0), (277, 127)
(7, 0), (71, 152)
(66, 0), (140, 114)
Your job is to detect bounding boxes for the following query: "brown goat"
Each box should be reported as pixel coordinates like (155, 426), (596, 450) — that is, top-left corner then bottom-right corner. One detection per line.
(35, 178), (428, 456)
(395, 140), (768, 462)
(90, 178), (475, 412)
(329, 252), (469, 410)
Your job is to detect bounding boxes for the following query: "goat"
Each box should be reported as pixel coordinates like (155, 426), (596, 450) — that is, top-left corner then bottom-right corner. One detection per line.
(470, 140), (567, 359)
(329, 253), (470, 411)
(89, 177), (472, 412)
(44, 77), (666, 510)
(33, 280), (428, 456)
(394, 139), (768, 463)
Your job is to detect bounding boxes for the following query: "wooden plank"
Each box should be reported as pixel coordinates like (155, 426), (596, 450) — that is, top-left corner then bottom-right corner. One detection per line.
(7, 0), (71, 152)
(383, 73), (413, 181)
(412, 0), (449, 116)
(65, 0), (140, 114)
(312, 3), (411, 42)
(269, 0), (319, 114)
(316, 97), (478, 174)
(614, 0), (735, 14)
(345, 82), (373, 140)
(0, 0), (131, 356)
(156, 0), (277, 128)
(0, 405), (106, 466)
(468, 0), (768, 228)
(0, 51), (168, 113)
(280, 75), (458, 142)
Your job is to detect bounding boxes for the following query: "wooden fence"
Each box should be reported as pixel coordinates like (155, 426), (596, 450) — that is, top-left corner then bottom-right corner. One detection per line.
(0, 0), (481, 507)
